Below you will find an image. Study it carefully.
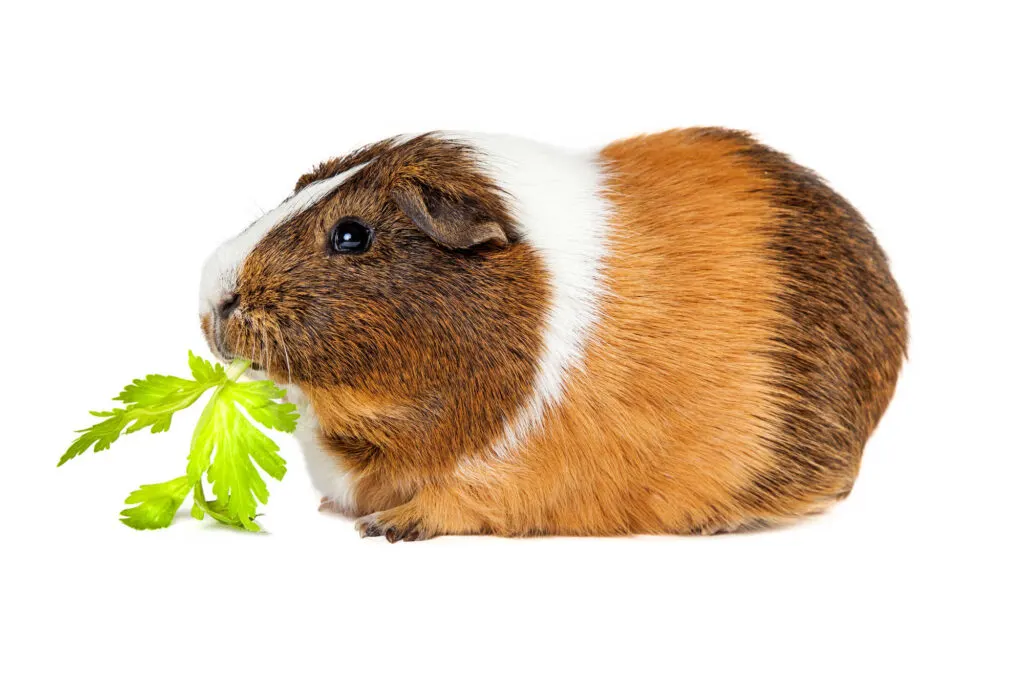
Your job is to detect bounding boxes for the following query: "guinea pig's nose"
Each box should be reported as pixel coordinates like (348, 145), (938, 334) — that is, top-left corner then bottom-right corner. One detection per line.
(216, 293), (241, 320)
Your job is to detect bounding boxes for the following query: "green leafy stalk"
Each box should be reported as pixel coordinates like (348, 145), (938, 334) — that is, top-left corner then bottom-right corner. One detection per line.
(60, 352), (298, 531)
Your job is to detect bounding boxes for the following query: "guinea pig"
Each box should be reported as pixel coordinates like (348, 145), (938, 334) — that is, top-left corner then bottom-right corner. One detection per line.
(199, 128), (907, 541)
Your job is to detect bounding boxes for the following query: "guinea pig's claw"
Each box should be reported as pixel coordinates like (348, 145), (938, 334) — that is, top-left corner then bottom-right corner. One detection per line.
(356, 514), (383, 538)
(356, 512), (426, 542)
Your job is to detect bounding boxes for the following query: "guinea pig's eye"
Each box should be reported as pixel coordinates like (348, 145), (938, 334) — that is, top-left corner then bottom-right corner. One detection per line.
(329, 218), (373, 254)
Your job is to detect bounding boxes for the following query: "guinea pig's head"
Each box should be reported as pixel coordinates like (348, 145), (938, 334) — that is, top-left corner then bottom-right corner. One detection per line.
(198, 134), (551, 456)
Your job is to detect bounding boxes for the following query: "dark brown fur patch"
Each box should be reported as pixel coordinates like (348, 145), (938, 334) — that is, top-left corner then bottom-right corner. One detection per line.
(716, 129), (909, 511)
(293, 137), (399, 192)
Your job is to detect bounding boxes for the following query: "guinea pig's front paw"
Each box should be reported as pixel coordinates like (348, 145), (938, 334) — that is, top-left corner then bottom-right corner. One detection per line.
(355, 509), (432, 543)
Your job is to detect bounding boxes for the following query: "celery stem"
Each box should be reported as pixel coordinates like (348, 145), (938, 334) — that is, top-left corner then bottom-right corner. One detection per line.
(226, 358), (251, 382)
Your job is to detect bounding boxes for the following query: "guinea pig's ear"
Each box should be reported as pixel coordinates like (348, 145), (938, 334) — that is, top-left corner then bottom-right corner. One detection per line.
(390, 181), (511, 250)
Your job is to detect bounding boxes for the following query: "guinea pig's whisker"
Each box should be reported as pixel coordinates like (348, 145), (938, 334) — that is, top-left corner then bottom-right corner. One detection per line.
(276, 326), (293, 385)
(247, 318), (257, 368)
(261, 326), (272, 377)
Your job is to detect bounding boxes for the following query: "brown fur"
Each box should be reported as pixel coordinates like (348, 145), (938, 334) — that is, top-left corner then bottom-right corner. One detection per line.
(203, 128), (907, 540)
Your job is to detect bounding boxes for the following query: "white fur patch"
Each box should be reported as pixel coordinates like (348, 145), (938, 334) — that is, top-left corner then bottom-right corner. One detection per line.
(198, 161), (370, 316)
(445, 132), (611, 463)
(286, 386), (359, 515)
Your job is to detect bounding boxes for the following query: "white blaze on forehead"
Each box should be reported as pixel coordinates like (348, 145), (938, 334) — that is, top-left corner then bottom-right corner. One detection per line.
(199, 161), (370, 314)
(443, 132), (611, 464)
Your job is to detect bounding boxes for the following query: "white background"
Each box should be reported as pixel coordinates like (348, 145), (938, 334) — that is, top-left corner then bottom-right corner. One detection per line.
(1, 2), (1020, 680)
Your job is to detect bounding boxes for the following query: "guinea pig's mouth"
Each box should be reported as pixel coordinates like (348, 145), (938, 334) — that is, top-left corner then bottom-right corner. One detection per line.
(203, 312), (264, 372)
(218, 348), (265, 374)
(216, 346), (264, 372)
(223, 353), (263, 372)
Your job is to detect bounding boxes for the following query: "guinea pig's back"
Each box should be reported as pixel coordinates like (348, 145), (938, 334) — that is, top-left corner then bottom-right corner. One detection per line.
(528, 128), (907, 532)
